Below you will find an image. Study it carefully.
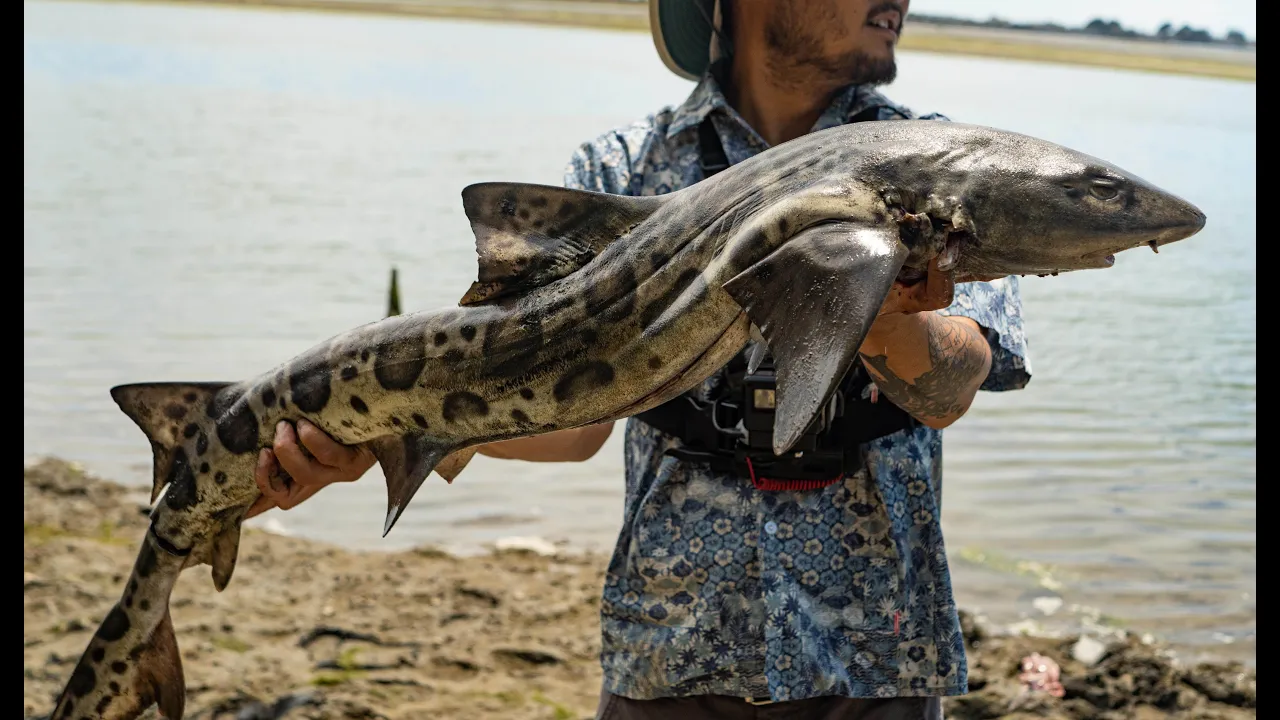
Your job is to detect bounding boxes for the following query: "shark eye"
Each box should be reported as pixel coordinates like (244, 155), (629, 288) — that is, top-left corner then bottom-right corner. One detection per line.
(1089, 182), (1120, 201)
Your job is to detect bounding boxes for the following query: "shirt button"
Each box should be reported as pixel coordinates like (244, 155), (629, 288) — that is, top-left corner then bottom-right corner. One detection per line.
(764, 521), (778, 535)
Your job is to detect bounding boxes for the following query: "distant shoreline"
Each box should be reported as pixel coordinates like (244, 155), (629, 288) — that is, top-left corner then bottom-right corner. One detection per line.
(46, 0), (1257, 82)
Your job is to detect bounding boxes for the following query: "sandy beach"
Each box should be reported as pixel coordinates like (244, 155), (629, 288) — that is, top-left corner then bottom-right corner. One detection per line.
(23, 459), (1256, 719)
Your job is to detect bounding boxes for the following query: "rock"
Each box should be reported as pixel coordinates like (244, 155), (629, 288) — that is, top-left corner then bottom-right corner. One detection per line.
(494, 536), (558, 556)
(1072, 635), (1109, 666)
(493, 646), (564, 666)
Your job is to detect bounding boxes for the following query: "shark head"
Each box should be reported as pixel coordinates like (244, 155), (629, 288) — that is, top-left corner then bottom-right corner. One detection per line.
(902, 125), (1208, 279)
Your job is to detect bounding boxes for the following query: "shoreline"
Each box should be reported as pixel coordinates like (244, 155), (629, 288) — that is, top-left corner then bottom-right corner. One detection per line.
(23, 458), (1256, 718)
(37, 0), (1257, 83)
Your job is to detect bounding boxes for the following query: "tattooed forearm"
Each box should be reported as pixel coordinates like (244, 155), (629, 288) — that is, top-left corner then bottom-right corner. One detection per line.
(860, 313), (992, 429)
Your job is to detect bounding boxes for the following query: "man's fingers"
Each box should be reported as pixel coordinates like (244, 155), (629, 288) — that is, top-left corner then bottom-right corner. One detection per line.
(296, 419), (358, 468)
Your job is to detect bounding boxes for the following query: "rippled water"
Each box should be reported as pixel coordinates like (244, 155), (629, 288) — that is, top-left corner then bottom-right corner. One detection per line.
(24, 0), (1255, 665)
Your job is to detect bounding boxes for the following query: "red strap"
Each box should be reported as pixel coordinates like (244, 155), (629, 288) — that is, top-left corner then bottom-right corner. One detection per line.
(744, 456), (843, 492)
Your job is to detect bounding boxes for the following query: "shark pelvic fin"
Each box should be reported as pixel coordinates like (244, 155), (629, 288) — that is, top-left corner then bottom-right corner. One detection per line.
(722, 222), (908, 456)
(434, 447), (477, 484)
(210, 516), (243, 592)
(110, 382), (233, 504)
(368, 433), (452, 536)
(457, 182), (666, 306)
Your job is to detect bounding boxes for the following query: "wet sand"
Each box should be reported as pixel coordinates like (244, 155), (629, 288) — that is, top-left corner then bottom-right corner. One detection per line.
(23, 459), (1256, 719)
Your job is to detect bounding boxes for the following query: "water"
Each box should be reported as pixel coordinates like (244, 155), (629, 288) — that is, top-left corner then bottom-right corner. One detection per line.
(24, 0), (1255, 665)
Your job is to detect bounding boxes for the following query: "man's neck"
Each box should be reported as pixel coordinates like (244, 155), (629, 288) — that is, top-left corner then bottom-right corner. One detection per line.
(723, 49), (839, 148)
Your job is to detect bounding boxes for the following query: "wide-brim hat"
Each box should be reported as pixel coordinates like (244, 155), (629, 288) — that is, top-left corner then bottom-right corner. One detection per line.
(650, 0), (719, 81)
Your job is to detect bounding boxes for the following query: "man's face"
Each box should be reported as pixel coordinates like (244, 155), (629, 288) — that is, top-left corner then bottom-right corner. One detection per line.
(763, 0), (908, 88)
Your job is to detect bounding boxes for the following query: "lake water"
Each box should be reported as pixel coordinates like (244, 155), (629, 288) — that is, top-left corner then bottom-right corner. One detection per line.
(24, 0), (1255, 665)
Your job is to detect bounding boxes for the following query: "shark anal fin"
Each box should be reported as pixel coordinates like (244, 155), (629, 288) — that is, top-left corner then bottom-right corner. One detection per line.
(458, 183), (665, 305)
(368, 433), (452, 536)
(722, 222), (908, 455)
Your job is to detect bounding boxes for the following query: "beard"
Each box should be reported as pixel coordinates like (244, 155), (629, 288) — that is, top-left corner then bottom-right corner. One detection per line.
(763, 1), (898, 89)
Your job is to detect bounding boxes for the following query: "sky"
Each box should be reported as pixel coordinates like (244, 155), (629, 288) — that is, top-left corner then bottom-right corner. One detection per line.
(907, 0), (1256, 39)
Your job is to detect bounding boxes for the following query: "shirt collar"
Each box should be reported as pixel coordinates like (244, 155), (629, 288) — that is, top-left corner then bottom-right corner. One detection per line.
(666, 65), (905, 145)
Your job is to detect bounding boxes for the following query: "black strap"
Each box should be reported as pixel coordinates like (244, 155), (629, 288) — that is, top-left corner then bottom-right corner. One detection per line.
(698, 116), (731, 179)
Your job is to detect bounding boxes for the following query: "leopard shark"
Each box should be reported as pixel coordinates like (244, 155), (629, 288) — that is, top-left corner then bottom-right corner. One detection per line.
(50, 120), (1204, 719)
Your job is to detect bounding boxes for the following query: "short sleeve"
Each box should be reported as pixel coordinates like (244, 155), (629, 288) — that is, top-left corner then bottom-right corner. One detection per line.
(938, 277), (1032, 392)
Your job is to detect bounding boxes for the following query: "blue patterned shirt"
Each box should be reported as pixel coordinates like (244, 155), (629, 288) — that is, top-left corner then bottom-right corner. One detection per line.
(563, 72), (1032, 702)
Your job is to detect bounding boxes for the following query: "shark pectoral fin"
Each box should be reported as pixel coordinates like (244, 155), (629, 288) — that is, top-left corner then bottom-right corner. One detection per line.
(722, 222), (908, 456)
(210, 517), (243, 592)
(368, 433), (452, 537)
(457, 182), (666, 305)
(434, 447), (477, 484)
(110, 382), (233, 503)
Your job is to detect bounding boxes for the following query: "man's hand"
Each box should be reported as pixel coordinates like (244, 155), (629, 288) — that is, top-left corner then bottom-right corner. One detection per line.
(856, 257), (994, 430)
(246, 420), (376, 519)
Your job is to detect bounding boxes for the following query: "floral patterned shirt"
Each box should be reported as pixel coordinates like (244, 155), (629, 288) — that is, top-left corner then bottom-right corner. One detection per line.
(563, 71), (1032, 702)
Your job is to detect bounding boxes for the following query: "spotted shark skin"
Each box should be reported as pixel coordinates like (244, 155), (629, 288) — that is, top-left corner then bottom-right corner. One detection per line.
(50, 121), (1204, 719)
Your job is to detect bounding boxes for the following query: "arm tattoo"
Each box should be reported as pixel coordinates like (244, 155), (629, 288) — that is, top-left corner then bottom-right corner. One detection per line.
(861, 314), (991, 425)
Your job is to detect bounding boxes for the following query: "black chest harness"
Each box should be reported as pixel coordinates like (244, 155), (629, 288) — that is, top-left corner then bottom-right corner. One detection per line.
(631, 114), (919, 491)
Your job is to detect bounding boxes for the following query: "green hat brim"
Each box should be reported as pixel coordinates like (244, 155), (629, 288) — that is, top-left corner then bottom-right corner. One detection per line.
(650, 0), (717, 81)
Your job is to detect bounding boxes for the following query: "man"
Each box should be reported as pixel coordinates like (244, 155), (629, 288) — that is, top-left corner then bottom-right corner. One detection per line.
(249, 1), (1031, 717)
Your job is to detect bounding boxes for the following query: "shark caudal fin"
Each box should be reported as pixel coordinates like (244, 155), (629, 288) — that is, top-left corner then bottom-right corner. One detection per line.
(722, 222), (908, 456)
(457, 182), (666, 305)
(52, 530), (188, 720)
(109, 382), (233, 504)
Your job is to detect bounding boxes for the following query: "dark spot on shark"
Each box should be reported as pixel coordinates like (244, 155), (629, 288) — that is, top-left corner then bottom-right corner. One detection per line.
(361, 349), (370, 362)
(648, 356), (664, 369)
(139, 599), (150, 611)
(200, 462), (210, 474)
(164, 449), (198, 511)
(96, 696), (113, 715)
(183, 423), (198, 439)
(777, 217), (789, 235)
(96, 607), (130, 641)
(164, 403), (185, 421)
(557, 201), (577, 219)
(375, 338), (427, 391)
(443, 349), (464, 364)
(340, 366), (358, 381)
(530, 195), (548, 209)
(442, 392), (489, 423)
(460, 325), (477, 342)
(108, 681), (119, 693)
(412, 413), (429, 429)
(434, 332), (448, 346)
(67, 663), (95, 697)
(350, 396), (369, 414)
(341, 420), (353, 428)
(390, 416), (402, 427)
(261, 388), (276, 408)
(511, 409), (530, 424)
(129, 645), (145, 660)
(279, 397), (287, 409)
(112, 661), (128, 674)
(214, 471), (227, 485)
(518, 208), (531, 221)
(650, 251), (669, 270)
(553, 361), (615, 402)
(196, 432), (208, 456)
(137, 540), (157, 578)
(184, 391), (198, 403)
(290, 359), (333, 413)
(215, 395), (260, 455)
(519, 388), (535, 400)
(91, 648), (105, 663)
(125, 594), (132, 608)
(580, 329), (598, 345)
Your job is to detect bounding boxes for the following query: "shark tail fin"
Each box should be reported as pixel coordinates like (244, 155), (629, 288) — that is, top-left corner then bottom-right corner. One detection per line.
(110, 382), (234, 504)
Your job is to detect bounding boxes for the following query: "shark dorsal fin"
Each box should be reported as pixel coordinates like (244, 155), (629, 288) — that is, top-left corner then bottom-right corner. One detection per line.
(457, 182), (665, 306)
